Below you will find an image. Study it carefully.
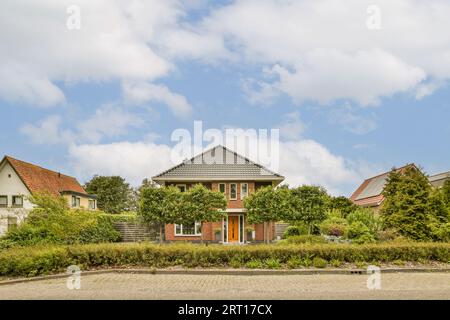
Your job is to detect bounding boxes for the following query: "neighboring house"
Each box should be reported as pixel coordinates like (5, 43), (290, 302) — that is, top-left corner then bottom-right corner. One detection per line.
(350, 164), (418, 211)
(0, 156), (97, 236)
(429, 171), (450, 188)
(350, 164), (450, 211)
(152, 145), (285, 244)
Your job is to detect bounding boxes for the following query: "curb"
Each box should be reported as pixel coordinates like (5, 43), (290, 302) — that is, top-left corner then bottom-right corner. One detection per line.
(1, 267), (450, 286)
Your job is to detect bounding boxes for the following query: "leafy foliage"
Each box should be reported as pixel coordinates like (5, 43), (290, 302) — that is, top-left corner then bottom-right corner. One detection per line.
(84, 175), (134, 214)
(381, 166), (449, 241)
(1, 242), (449, 277)
(327, 196), (358, 217)
(4, 192), (120, 245)
(287, 186), (329, 234)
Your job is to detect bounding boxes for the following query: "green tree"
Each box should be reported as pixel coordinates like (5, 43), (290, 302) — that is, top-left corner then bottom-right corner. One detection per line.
(380, 167), (439, 240)
(327, 196), (358, 217)
(138, 186), (184, 243)
(181, 184), (227, 243)
(84, 175), (133, 214)
(244, 186), (291, 243)
(288, 186), (329, 234)
(441, 180), (450, 208)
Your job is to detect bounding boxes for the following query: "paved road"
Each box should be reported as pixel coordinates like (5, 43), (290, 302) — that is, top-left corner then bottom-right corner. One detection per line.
(0, 272), (449, 299)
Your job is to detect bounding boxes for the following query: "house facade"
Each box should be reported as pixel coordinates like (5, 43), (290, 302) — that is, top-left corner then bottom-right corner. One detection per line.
(152, 145), (284, 244)
(0, 156), (97, 235)
(350, 164), (448, 211)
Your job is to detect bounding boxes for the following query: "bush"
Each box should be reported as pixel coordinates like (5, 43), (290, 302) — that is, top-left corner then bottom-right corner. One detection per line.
(432, 223), (450, 242)
(285, 235), (327, 244)
(319, 217), (348, 237)
(346, 222), (376, 244)
(313, 257), (327, 268)
(0, 242), (449, 277)
(346, 208), (380, 235)
(283, 226), (303, 238)
(100, 213), (139, 223)
(4, 193), (121, 246)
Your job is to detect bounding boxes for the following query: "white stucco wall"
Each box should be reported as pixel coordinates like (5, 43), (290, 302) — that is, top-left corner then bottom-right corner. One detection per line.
(0, 162), (33, 236)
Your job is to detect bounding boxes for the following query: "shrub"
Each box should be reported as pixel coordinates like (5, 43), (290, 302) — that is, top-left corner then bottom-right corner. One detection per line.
(312, 257), (327, 268)
(285, 235), (327, 244)
(283, 226), (303, 238)
(0, 242), (449, 277)
(346, 208), (380, 235)
(346, 222), (376, 244)
(264, 258), (281, 269)
(5, 193), (121, 246)
(432, 223), (450, 242)
(246, 259), (263, 269)
(319, 218), (348, 237)
(100, 213), (139, 223)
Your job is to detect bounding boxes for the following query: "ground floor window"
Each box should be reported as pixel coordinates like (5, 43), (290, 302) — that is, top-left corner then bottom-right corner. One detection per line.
(72, 196), (81, 208)
(7, 216), (17, 231)
(88, 199), (96, 210)
(174, 221), (202, 236)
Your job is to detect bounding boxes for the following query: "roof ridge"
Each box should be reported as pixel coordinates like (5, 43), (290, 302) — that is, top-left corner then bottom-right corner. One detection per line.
(4, 155), (77, 180)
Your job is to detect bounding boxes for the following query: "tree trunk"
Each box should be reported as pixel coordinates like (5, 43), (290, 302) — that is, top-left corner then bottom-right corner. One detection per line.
(200, 221), (204, 244)
(159, 224), (163, 244)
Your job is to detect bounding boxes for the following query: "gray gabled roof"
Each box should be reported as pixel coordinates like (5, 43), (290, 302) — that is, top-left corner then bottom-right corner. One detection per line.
(152, 145), (284, 182)
(429, 171), (450, 188)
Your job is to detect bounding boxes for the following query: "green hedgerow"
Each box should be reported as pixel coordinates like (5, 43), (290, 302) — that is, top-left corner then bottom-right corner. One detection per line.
(0, 242), (449, 277)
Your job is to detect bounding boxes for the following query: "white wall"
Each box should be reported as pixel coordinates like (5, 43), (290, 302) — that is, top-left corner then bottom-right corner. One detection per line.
(0, 161), (33, 236)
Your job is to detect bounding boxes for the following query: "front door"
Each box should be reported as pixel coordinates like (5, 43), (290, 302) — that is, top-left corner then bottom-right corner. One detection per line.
(227, 216), (239, 242)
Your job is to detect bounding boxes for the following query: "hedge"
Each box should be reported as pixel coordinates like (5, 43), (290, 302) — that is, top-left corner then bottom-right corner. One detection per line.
(1, 242), (449, 277)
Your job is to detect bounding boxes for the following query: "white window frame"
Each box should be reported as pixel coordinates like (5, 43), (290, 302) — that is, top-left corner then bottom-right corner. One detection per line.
(72, 196), (81, 208)
(218, 183), (226, 194)
(0, 195), (8, 207)
(12, 195), (23, 207)
(176, 184), (187, 192)
(240, 183), (248, 199)
(88, 199), (96, 210)
(230, 183), (237, 200)
(174, 221), (202, 236)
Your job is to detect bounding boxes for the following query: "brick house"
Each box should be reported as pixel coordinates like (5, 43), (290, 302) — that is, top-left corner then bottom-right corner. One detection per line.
(152, 145), (285, 244)
(0, 156), (97, 235)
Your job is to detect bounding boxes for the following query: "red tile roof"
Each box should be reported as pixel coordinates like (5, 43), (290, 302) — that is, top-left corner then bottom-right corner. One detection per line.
(2, 156), (87, 196)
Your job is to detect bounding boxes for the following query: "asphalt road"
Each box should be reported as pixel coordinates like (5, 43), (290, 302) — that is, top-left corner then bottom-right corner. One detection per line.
(0, 272), (449, 300)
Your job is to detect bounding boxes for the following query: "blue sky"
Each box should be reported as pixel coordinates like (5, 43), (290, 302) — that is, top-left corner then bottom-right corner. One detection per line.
(1, 0), (450, 196)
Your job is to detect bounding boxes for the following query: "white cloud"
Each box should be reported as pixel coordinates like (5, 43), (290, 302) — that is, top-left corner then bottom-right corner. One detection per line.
(20, 115), (74, 145)
(329, 104), (377, 135)
(122, 81), (192, 117)
(278, 111), (305, 140)
(0, 0), (184, 111)
(21, 106), (143, 145)
(182, 0), (450, 106)
(68, 142), (175, 186)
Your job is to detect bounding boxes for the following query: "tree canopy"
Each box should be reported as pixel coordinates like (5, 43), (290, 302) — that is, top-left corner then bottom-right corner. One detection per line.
(84, 175), (134, 214)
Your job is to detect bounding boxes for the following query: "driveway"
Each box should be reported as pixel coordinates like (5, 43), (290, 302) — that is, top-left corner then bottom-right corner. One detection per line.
(0, 272), (449, 300)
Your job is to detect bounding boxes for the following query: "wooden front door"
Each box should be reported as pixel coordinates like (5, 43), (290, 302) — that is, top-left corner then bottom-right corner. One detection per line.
(227, 216), (239, 242)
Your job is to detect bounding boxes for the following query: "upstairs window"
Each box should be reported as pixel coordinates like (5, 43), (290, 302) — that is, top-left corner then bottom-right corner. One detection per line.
(0, 196), (7, 207)
(12, 196), (23, 207)
(241, 183), (248, 199)
(230, 183), (237, 200)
